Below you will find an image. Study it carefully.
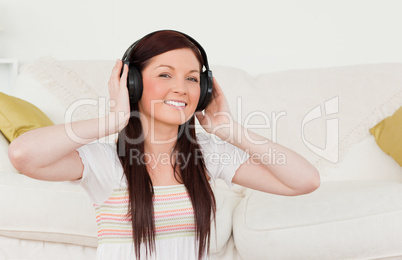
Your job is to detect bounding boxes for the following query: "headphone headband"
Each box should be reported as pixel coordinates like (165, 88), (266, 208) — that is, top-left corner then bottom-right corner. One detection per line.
(121, 30), (210, 71)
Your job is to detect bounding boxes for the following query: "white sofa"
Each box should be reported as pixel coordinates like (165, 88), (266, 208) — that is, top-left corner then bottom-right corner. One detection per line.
(1, 57), (402, 260)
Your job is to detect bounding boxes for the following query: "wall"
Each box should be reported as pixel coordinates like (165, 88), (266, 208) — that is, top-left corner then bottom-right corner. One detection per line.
(0, 0), (401, 75)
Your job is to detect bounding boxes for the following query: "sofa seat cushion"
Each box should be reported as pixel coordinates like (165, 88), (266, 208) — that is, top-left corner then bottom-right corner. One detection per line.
(233, 181), (402, 260)
(0, 171), (98, 247)
(0, 170), (239, 252)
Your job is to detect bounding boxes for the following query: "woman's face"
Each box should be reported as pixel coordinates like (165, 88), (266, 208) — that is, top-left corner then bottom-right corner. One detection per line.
(139, 48), (201, 127)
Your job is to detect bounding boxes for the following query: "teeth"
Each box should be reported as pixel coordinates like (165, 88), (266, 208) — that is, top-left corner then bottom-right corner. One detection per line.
(164, 100), (186, 107)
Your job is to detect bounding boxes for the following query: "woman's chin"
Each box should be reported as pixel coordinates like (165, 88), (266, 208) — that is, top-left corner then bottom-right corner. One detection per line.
(154, 116), (191, 127)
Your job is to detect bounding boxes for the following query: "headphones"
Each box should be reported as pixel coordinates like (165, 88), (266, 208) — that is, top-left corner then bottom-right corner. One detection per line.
(120, 30), (213, 111)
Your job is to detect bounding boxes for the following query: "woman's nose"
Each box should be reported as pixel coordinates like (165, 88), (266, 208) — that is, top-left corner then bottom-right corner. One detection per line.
(172, 79), (187, 94)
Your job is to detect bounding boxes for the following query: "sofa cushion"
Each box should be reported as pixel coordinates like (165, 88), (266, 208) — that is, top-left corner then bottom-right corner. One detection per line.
(249, 64), (402, 171)
(0, 170), (239, 252)
(319, 135), (402, 182)
(0, 92), (54, 142)
(233, 181), (402, 259)
(211, 65), (402, 170)
(12, 65), (67, 125)
(13, 57), (118, 143)
(370, 106), (402, 166)
(0, 171), (98, 247)
(14, 57), (103, 123)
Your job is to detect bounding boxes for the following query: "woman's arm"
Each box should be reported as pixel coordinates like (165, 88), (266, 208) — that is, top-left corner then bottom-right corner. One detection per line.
(216, 121), (320, 196)
(8, 59), (130, 181)
(196, 77), (320, 195)
(8, 113), (124, 181)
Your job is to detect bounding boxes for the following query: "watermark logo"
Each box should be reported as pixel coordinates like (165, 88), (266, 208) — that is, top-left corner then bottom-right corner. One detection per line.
(63, 95), (339, 165)
(301, 96), (339, 163)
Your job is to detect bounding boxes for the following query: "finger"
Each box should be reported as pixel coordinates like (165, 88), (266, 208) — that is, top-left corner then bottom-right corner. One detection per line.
(120, 64), (129, 87)
(109, 60), (118, 84)
(111, 59), (120, 76)
(112, 60), (122, 87)
(212, 77), (223, 96)
(210, 78), (218, 100)
(116, 59), (123, 69)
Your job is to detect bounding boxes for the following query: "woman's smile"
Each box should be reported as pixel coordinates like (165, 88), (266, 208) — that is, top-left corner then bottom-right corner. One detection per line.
(164, 100), (187, 110)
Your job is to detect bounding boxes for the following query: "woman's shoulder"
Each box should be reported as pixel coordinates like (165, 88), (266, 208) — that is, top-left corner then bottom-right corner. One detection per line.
(84, 141), (117, 151)
(77, 141), (119, 165)
(195, 132), (210, 141)
(195, 132), (227, 154)
(196, 132), (226, 146)
(195, 132), (214, 148)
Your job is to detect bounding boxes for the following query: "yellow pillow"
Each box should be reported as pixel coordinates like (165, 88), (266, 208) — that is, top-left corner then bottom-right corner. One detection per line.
(0, 92), (54, 142)
(369, 106), (402, 167)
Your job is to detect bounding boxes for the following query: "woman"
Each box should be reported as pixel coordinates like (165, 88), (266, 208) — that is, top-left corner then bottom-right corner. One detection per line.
(8, 30), (320, 260)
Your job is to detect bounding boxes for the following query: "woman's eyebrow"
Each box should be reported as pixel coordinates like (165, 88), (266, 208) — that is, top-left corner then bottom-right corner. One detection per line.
(154, 65), (199, 73)
(155, 65), (174, 70)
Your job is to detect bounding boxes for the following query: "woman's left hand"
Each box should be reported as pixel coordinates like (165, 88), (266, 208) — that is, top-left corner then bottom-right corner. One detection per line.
(195, 77), (234, 136)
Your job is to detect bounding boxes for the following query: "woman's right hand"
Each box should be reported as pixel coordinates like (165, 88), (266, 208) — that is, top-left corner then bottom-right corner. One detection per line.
(108, 59), (131, 133)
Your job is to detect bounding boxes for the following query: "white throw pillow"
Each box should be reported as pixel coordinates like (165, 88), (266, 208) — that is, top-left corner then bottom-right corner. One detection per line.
(319, 135), (402, 182)
(12, 68), (66, 125)
(15, 57), (101, 124)
(14, 57), (118, 143)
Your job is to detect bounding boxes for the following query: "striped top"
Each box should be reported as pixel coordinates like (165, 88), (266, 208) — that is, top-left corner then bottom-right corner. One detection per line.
(95, 184), (196, 244)
(75, 132), (250, 260)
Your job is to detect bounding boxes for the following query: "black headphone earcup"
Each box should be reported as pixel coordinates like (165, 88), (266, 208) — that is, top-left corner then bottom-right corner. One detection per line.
(126, 65), (143, 105)
(196, 70), (213, 111)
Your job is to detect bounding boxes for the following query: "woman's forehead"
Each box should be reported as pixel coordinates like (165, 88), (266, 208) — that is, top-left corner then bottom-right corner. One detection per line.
(147, 48), (201, 70)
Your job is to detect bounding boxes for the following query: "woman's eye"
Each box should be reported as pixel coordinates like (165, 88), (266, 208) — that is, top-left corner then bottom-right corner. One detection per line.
(187, 77), (199, 83)
(159, 74), (170, 78)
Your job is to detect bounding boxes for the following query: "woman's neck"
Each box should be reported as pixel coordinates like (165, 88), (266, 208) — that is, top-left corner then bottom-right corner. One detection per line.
(142, 127), (179, 171)
(142, 119), (179, 156)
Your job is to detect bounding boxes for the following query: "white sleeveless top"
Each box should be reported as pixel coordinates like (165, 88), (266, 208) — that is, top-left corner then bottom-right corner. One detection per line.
(75, 133), (250, 260)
